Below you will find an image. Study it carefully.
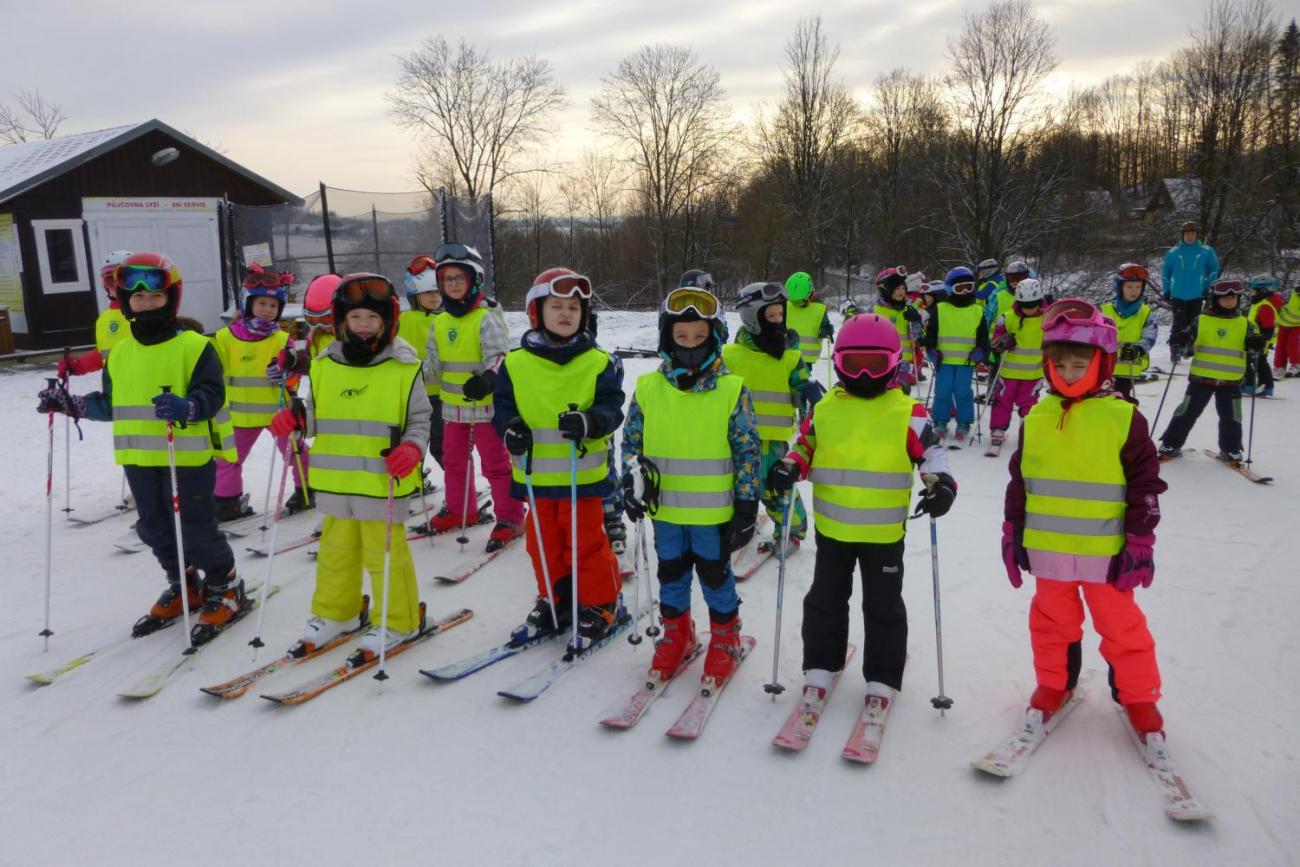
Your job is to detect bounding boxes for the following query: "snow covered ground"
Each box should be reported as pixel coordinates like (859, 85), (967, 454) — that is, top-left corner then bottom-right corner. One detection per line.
(1, 311), (1296, 866)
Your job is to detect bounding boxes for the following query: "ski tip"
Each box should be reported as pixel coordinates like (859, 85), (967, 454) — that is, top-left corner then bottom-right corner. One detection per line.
(25, 674), (54, 685)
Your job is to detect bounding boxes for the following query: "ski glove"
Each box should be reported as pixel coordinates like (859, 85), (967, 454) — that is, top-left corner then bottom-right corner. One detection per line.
(904, 306), (923, 324)
(1245, 333), (1267, 353)
(971, 349), (986, 364)
(269, 399), (307, 437)
(722, 500), (760, 551)
(797, 380), (826, 415)
(36, 385), (86, 418)
(1110, 533), (1155, 591)
(927, 349), (944, 366)
(621, 472), (646, 522)
(1001, 520), (1030, 589)
(557, 409), (595, 442)
(383, 441), (423, 478)
(460, 370), (496, 402)
(915, 472), (956, 518)
(502, 417), (532, 457)
(767, 459), (800, 494)
(152, 392), (196, 423)
(991, 334), (1016, 353)
(265, 346), (305, 384)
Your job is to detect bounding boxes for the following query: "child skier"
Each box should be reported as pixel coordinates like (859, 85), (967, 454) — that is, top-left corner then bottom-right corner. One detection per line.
(987, 277), (1048, 448)
(1001, 298), (1169, 737)
(1274, 283), (1300, 377)
(212, 265), (311, 519)
(397, 255), (446, 469)
(58, 250), (134, 379)
(493, 268), (626, 646)
(38, 252), (244, 644)
(1243, 274), (1281, 397)
(303, 274), (340, 358)
(621, 285), (763, 683)
(269, 273), (432, 658)
(421, 243), (526, 549)
(768, 313), (956, 714)
(722, 281), (821, 555)
(871, 267), (924, 391)
(1159, 279), (1267, 463)
(1100, 264), (1159, 401)
(785, 271), (836, 378)
(923, 266), (991, 443)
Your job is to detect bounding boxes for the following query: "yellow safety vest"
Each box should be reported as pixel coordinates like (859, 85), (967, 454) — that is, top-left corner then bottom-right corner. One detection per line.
(872, 304), (911, 343)
(503, 347), (611, 488)
(1000, 313), (1045, 381)
(435, 306), (495, 408)
(397, 309), (442, 397)
(308, 354), (420, 499)
(213, 327), (288, 428)
(993, 289), (1015, 325)
(1101, 302), (1152, 378)
(1277, 292), (1300, 328)
(936, 303), (984, 365)
(809, 386), (916, 544)
(1189, 314), (1248, 382)
(1247, 296), (1279, 351)
(1022, 394), (1132, 558)
(636, 371), (744, 526)
(309, 327), (335, 358)
(108, 331), (237, 468)
(722, 342), (800, 443)
(788, 301), (828, 366)
(95, 307), (129, 357)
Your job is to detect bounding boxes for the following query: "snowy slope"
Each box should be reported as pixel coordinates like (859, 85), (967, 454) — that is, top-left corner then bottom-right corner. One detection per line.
(0, 313), (1296, 866)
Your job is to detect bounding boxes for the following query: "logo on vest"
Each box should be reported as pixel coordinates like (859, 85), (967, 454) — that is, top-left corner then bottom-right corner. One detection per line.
(340, 385), (369, 399)
(241, 354), (257, 363)
(109, 321), (119, 333)
(1216, 328), (1227, 338)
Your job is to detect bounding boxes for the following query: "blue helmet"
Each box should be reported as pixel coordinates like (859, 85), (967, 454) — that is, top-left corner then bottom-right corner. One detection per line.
(944, 267), (976, 289)
(1249, 273), (1278, 293)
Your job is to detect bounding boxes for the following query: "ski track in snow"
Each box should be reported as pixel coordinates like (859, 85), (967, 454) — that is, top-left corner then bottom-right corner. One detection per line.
(0, 312), (1296, 866)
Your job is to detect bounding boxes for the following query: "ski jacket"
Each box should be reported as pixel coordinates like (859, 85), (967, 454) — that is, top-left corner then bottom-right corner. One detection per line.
(422, 296), (509, 424)
(1161, 241), (1220, 302)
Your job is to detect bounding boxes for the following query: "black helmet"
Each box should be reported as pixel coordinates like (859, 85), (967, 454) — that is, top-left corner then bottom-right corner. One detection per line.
(678, 269), (714, 291)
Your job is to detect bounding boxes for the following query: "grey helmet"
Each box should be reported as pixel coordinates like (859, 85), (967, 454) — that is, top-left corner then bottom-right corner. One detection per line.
(735, 281), (787, 336)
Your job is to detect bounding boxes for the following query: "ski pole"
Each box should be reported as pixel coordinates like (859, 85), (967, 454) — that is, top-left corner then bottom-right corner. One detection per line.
(764, 487), (796, 698)
(61, 348), (73, 517)
(626, 460), (649, 647)
(916, 474), (953, 716)
(40, 378), (57, 649)
(567, 405), (582, 657)
(923, 354), (937, 412)
(374, 471), (396, 683)
(278, 381), (311, 513)
(258, 429), (278, 539)
(248, 429), (295, 658)
(456, 419), (476, 551)
(1150, 355), (1180, 433)
(975, 357), (1004, 445)
(160, 386), (194, 651)
(1246, 351), (1259, 467)
(523, 446), (560, 634)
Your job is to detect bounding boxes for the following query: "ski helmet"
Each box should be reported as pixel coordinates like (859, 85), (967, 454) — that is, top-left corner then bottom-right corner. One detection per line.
(735, 281), (786, 336)
(1249, 273), (1278, 295)
(434, 242), (486, 298)
(115, 252), (183, 321)
(659, 286), (726, 371)
(304, 274), (341, 325)
(832, 312), (903, 397)
(874, 266), (908, 307)
(1014, 278), (1046, 305)
(100, 250), (133, 298)
(785, 271), (814, 303)
(526, 267), (593, 332)
(239, 264), (290, 320)
(976, 258), (999, 280)
(1181, 221), (1199, 236)
(404, 255), (442, 309)
(1005, 260), (1030, 280)
(679, 269), (715, 291)
(944, 267), (976, 294)
(1040, 298), (1117, 398)
(1208, 278), (1246, 313)
(332, 272), (400, 346)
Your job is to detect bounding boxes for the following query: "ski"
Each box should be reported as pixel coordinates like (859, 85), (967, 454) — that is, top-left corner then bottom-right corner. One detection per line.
(260, 607), (474, 706)
(1200, 449), (1272, 484)
(245, 528), (322, 558)
(497, 611), (633, 702)
(118, 584), (280, 700)
(434, 536), (521, 584)
(406, 495), (493, 537)
(1118, 706), (1214, 821)
(1157, 448), (1185, 463)
(598, 643), (705, 730)
(664, 635), (758, 740)
(841, 688), (896, 764)
(971, 689), (1086, 777)
(419, 624), (562, 682)
(199, 598), (371, 699)
(772, 644), (857, 751)
(67, 500), (135, 526)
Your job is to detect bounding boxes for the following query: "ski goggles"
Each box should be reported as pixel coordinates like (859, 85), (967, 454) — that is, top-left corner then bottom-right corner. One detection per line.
(534, 272), (592, 300)
(337, 274), (395, 302)
(835, 347), (901, 380)
(117, 266), (170, 293)
(737, 282), (785, 306)
(407, 255), (438, 276)
(949, 280), (975, 295)
(664, 287), (720, 319)
(433, 242), (478, 264)
(1118, 263), (1149, 283)
(876, 266), (907, 290)
(1208, 279), (1246, 296)
(241, 270), (282, 289)
(1041, 298), (1101, 331)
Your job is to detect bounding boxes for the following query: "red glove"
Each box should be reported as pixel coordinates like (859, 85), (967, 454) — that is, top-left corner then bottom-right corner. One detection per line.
(270, 403), (305, 437)
(59, 350), (103, 378)
(384, 441), (423, 478)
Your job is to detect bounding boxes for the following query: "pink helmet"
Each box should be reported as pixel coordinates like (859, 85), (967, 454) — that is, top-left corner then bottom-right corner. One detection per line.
(833, 312), (903, 384)
(1041, 298), (1118, 354)
(304, 274), (342, 324)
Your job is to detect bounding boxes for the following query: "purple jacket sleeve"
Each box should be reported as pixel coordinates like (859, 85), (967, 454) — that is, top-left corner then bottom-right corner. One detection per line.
(1004, 442), (1026, 527)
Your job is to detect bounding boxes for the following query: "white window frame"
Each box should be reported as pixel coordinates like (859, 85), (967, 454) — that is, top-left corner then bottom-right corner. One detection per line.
(31, 219), (90, 295)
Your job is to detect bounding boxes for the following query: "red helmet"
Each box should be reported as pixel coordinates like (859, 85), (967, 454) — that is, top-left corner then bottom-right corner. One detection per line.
(526, 267), (592, 331)
(304, 274), (341, 324)
(115, 251), (183, 320)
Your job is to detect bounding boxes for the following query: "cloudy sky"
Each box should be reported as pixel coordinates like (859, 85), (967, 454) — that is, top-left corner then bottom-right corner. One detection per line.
(5, 0), (1204, 197)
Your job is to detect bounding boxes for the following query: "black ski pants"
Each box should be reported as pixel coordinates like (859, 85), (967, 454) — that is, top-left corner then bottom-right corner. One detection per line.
(1159, 380), (1242, 454)
(802, 533), (907, 690)
(1168, 298), (1203, 346)
(1243, 353), (1274, 390)
(126, 461), (235, 588)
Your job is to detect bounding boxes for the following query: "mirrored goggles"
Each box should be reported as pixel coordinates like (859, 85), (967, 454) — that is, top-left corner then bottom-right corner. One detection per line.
(664, 287), (720, 319)
(338, 275), (394, 303)
(118, 267), (169, 293)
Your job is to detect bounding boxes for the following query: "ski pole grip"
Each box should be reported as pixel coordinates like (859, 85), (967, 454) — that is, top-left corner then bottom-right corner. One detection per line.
(921, 472), (938, 491)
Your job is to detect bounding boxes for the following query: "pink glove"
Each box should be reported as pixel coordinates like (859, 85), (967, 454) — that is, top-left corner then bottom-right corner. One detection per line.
(1111, 534), (1155, 591)
(1001, 520), (1029, 589)
(269, 405), (303, 437)
(384, 441), (422, 478)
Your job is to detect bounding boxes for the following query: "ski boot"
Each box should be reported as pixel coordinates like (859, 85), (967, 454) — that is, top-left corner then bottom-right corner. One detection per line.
(936, 422), (951, 445)
(954, 423), (971, 445)
(133, 569), (203, 637)
(351, 625), (418, 663)
(1158, 444), (1181, 462)
(1125, 702), (1164, 739)
(1240, 383), (1256, 396)
(485, 518), (525, 553)
(649, 611), (696, 681)
(1029, 684), (1072, 723)
(571, 602), (618, 649)
(424, 504), (491, 535)
(291, 598), (368, 657)
(990, 429), (1005, 448)
(215, 494), (253, 523)
(757, 535), (801, 557)
(191, 574), (247, 646)
(1218, 450), (1245, 466)
(1260, 385), (1274, 398)
(282, 487), (313, 515)
(702, 613), (742, 685)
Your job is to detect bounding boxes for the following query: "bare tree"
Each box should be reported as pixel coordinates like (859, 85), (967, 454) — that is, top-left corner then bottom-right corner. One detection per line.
(0, 89), (67, 144)
(591, 44), (732, 290)
(388, 36), (567, 198)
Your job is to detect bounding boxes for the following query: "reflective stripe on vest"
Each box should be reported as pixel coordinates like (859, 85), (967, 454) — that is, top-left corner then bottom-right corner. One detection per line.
(214, 327), (288, 427)
(397, 309), (441, 397)
(1021, 394), (1131, 557)
(435, 305), (494, 407)
(108, 331), (237, 467)
(636, 371), (744, 525)
(809, 386), (916, 543)
(503, 347), (612, 487)
(1189, 314), (1248, 382)
(1000, 312), (1045, 380)
(721, 342), (799, 442)
(936, 303), (983, 364)
(788, 301), (828, 364)
(95, 307), (129, 356)
(1101, 302), (1152, 378)
(308, 355), (420, 499)
(1277, 293), (1300, 327)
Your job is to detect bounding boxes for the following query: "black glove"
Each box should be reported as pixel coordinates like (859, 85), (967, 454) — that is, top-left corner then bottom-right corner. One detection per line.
(767, 459), (799, 494)
(904, 306), (922, 324)
(557, 409), (594, 442)
(797, 381), (826, 415)
(915, 473), (957, 518)
(1169, 334), (1190, 359)
(722, 500), (759, 551)
(1119, 344), (1138, 362)
(461, 369), (496, 402)
(621, 472), (646, 522)
(1245, 333), (1267, 353)
(502, 417), (532, 457)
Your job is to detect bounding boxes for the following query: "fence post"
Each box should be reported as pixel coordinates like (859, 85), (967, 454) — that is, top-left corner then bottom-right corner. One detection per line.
(319, 182), (336, 275)
(371, 206), (381, 272)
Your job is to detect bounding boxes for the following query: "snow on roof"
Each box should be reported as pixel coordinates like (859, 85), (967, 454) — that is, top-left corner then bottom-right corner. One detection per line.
(1160, 177), (1201, 212)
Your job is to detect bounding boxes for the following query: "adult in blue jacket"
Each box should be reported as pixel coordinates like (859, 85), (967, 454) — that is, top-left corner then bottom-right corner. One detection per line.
(1161, 220), (1219, 349)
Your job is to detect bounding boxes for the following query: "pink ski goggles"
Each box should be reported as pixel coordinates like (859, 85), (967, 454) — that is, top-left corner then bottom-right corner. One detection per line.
(834, 347), (902, 380)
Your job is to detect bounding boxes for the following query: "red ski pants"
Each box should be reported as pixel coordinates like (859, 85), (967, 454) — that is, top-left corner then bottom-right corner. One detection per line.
(1029, 578), (1161, 705)
(526, 496), (621, 607)
(1274, 326), (1300, 368)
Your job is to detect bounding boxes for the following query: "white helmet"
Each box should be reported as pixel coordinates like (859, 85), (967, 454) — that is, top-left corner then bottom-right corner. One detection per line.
(1014, 277), (1045, 304)
(100, 250), (134, 295)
